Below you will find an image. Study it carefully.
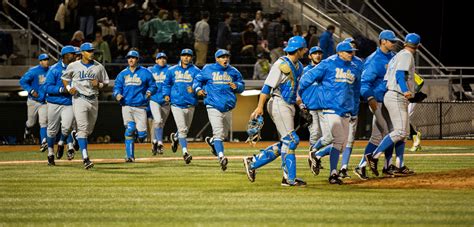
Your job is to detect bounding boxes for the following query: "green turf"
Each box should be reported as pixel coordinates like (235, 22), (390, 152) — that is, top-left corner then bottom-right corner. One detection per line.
(0, 145), (473, 226)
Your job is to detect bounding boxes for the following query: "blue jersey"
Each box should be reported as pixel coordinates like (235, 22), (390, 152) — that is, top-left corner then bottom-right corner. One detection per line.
(299, 63), (323, 110)
(164, 62), (201, 108)
(300, 55), (361, 117)
(193, 63), (245, 112)
(303, 63), (316, 74)
(319, 31), (335, 59)
(19, 64), (49, 103)
(148, 64), (170, 105)
(43, 61), (72, 105)
(113, 65), (157, 107)
(361, 47), (395, 102)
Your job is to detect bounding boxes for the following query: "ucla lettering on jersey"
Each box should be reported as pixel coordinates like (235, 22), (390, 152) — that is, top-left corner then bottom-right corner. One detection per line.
(153, 72), (166, 82)
(38, 74), (46, 85)
(335, 68), (355, 84)
(212, 71), (232, 84)
(125, 74), (143, 86)
(79, 70), (97, 80)
(174, 70), (193, 83)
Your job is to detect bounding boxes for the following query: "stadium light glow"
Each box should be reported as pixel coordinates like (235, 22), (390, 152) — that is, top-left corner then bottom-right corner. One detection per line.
(18, 91), (28, 97)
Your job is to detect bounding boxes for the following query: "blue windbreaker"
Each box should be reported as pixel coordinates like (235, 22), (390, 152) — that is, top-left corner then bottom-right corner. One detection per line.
(164, 62), (200, 108)
(148, 64), (169, 105)
(360, 47), (395, 102)
(43, 61), (72, 105)
(193, 63), (245, 112)
(19, 65), (49, 103)
(113, 65), (157, 107)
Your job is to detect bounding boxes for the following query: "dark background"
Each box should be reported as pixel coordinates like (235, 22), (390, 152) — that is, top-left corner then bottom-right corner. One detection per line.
(379, 0), (469, 67)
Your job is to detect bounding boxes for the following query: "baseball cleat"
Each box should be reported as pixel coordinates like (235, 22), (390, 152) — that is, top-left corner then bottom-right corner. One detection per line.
(365, 154), (379, 176)
(219, 156), (228, 171)
(47, 155), (55, 166)
(157, 144), (164, 155)
(152, 142), (158, 156)
(40, 142), (47, 152)
(125, 157), (135, 163)
(393, 165), (415, 175)
(338, 168), (351, 179)
(170, 133), (178, 153)
(66, 149), (75, 160)
(281, 177), (307, 186)
(72, 131), (79, 151)
(353, 166), (369, 180)
(243, 157), (256, 182)
(382, 164), (396, 177)
(308, 151), (321, 176)
(328, 174), (343, 185)
(205, 136), (217, 156)
(56, 144), (64, 159)
(183, 153), (192, 164)
(410, 145), (422, 152)
(83, 158), (94, 169)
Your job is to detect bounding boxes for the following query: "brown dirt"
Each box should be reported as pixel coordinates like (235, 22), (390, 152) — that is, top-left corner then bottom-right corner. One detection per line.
(346, 168), (474, 190)
(1, 140), (474, 152)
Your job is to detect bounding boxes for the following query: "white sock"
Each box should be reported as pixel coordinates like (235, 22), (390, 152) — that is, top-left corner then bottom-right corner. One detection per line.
(158, 141), (163, 145)
(152, 139), (157, 144)
(218, 152), (224, 158)
(82, 149), (88, 159)
(67, 142), (73, 150)
(341, 164), (347, 170)
(182, 147), (188, 155)
(330, 169), (338, 176)
(48, 147), (54, 156)
(58, 140), (64, 146)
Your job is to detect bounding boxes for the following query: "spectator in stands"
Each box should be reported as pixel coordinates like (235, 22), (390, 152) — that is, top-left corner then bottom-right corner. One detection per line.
(110, 32), (130, 62)
(97, 17), (117, 43)
(305, 25), (319, 48)
(266, 12), (283, 51)
(233, 12), (249, 33)
(93, 31), (112, 63)
(292, 24), (303, 36)
(158, 9), (169, 20)
(319, 25), (336, 59)
(0, 31), (15, 63)
(194, 11), (210, 67)
(117, 0), (139, 48)
(70, 30), (85, 47)
(250, 10), (265, 38)
(279, 10), (292, 39)
(77, 0), (96, 39)
(216, 12), (232, 51)
(241, 23), (258, 57)
(253, 53), (270, 80)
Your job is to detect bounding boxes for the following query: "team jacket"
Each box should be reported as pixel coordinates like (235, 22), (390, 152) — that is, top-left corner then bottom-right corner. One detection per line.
(113, 65), (157, 107)
(164, 62), (200, 108)
(299, 63), (323, 111)
(43, 61), (72, 105)
(19, 65), (49, 103)
(299, 55), (361, 117)
(193, 63), (245, 112)
(361, 47), (395, 102)
(148, 64), (169, 105)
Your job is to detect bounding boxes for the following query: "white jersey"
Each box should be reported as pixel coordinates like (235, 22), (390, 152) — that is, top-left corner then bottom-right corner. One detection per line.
(384, 49), (415, 93)
(61, 60), (109, 96)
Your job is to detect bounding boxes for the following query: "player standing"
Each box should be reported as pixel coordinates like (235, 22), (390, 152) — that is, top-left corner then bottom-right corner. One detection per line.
(114, 50), (156, 162)
(244, 36), (308, 186)
(194, 49), (245, 171)
(164, 49), (201, 164)
(61, 42), (110, 169)
(365, 33), (421, 176)
(20, 53), (50, 151)
(148, 52), (170, 155)
(43, 46), (77, 165)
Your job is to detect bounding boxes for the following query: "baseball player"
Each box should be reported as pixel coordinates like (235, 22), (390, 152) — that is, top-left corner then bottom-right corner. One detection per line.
(194, 49), (245, 171)
(354, 30), (399, 180)
(148, 52), (170, 155)
(19, 53), (50, 151)
(244, 36), (308, 186)
(61, 42), (110, 169)
(164, 49), (201, 164)
(365, 33), (421, 176)
(302, 41), (361, 184)
(114, 50), (157, 162)
(43, 46), (77, 165)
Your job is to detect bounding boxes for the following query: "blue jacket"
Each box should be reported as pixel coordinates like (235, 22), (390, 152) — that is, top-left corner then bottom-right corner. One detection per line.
(319, 31), (335, 59)
(299, 55), (361, 117)
(193, 63), (245, 112)
(113, 65), (157, 107)
(19, 65), (49, 103)
(148, 64), (170, 105)
(361, 47), (395, 102)
(43, 61), (72, 105)
(164, 62), (200, 108)
(300, 63), (323, 110)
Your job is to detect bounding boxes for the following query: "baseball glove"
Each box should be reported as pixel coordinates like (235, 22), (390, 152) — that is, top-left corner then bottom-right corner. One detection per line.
(408, 91), (427, 103)
(299, 108), (313, 128)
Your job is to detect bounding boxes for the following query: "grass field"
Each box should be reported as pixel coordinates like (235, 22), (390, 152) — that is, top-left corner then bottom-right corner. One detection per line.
(1, 142), (473, 226)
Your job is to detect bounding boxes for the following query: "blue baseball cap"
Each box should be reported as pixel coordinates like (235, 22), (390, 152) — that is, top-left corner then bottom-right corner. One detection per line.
(155, 52), (167, 59)
(126, 50), (140, 58)
(283, 36), (307, 52)
(336, 42), (358, 52)
(180, 49), (193, 56)
(61, 45), (76, 56)
(74, 47), (80, 55)
(379, 30), (400, 41)
(38, 53), (49, 61)
(309, 46), (323, 55)
(215, 49), (231, 58)
(343, 37), (355, 43)
(80, 42), (94, 51)
(405, 33), (421, 45)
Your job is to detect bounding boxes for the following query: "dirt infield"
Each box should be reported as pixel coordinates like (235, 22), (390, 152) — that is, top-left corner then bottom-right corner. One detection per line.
(1, 140), (474, 152)
(347, 168), (474, 190)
